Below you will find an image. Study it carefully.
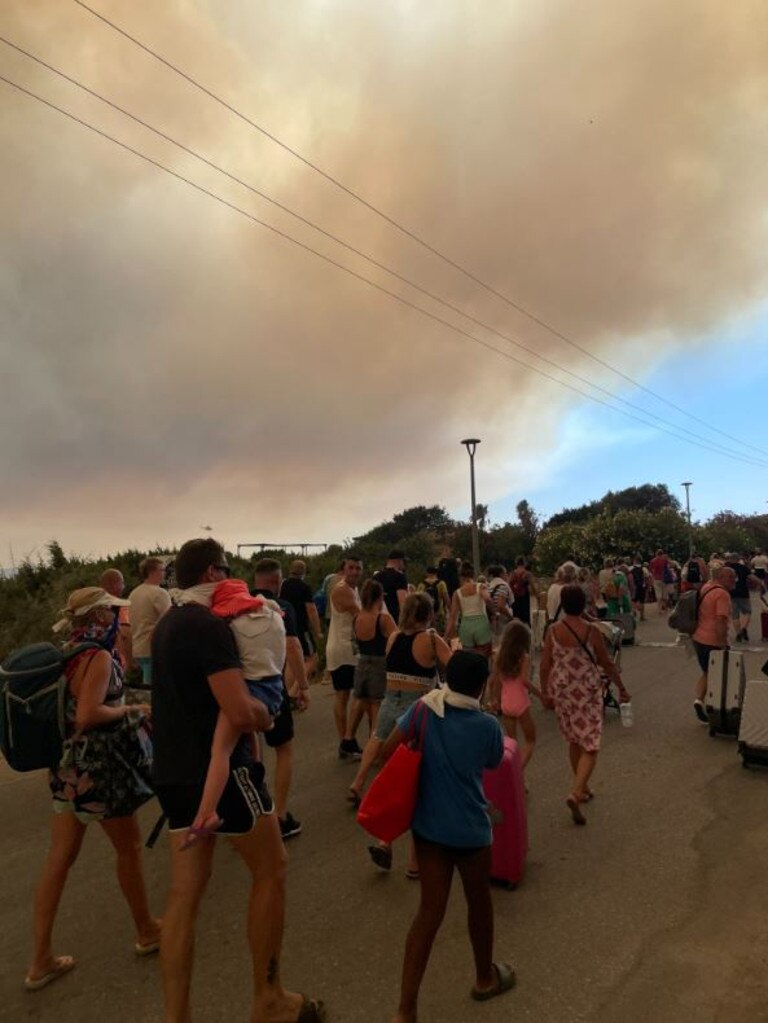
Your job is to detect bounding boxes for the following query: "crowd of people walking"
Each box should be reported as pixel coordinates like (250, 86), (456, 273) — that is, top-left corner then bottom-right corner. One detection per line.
(10, 538), (768, 1021)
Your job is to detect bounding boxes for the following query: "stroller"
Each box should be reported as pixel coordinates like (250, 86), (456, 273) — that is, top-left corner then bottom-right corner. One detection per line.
(593, 620), (624, 713)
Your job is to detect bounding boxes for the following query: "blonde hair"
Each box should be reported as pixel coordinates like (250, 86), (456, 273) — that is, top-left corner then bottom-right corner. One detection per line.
(398, 592), (433, 631)
(495, 620), (531, 678)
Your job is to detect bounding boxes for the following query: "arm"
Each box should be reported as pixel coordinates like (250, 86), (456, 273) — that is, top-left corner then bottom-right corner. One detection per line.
(380, 725), (406, 763)
(381, 614), (398, 640)
(539, 630), (554, 706)
(480, 584), (495, 612)
(209, 668), (272, 733)
(444, 592), (460, 638)
(432, 632), (453, 668)
(397, 588), (408, 612)
(306, 602), (322, 643)
(73, 651), (137, 732)
(487, 669), (501, 713)
(285, 635), (310, 708)
(333, 585), (359, 615)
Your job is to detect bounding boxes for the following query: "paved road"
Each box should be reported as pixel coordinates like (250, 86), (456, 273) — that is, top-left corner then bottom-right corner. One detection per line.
(2, 607), (768, 1023)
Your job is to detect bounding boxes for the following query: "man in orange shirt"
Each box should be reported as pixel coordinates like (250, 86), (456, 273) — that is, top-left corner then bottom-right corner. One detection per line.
(691, 566), (736, 723)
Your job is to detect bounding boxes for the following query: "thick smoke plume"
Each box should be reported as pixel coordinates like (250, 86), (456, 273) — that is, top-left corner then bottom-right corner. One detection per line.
(1, 0), (767, 556)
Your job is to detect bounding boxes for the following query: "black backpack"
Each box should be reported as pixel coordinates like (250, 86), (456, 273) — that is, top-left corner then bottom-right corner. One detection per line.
(423, 580), (441, 609)
(686, 559), (701, 585)
(0, 641), (100, 772)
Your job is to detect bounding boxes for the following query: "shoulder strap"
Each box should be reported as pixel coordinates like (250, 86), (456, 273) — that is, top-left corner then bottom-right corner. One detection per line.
(561, 620), (597, 665)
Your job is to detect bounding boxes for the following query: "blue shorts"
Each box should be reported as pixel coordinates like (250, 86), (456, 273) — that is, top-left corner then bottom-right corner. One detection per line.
(245, 675), (284, 718)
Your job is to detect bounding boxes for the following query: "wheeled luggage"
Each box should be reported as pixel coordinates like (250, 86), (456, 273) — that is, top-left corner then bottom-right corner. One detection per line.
(705, 648), (746, 737)
(482, 736), (527, 889)
(738, 680), (768, 768)
(760, 597), (768, 642)
(610, 612), (635, 646)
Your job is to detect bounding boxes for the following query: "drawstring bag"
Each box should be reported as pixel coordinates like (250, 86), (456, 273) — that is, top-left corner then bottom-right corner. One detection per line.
(357, 701), (428, 843)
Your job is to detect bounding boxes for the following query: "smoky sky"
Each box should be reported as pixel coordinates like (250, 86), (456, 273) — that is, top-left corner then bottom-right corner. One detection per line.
(1, 0), (767, 558)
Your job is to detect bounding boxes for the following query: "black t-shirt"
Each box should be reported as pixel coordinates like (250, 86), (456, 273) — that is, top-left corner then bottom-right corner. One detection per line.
(279, 577), (313, 636)
(373, 567), (408, 620)
(151, 603), (248, 787)
(727, 562), (750, 599)
(252, 588), (298, 638)
(437, 558), (459, 596)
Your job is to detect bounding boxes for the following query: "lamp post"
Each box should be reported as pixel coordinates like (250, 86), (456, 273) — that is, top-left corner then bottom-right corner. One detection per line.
(681, 481), (693, 558)
(461, 438), (481, 577)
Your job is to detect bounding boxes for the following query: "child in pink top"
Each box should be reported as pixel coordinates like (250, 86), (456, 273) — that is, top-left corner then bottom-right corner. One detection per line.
(488, 620), (541, 769)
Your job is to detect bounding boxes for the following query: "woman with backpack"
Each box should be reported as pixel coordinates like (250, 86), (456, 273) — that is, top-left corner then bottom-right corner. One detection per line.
(26, 587), (159, 991)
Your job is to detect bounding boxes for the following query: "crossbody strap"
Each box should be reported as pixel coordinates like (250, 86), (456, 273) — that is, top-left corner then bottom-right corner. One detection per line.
(560, 620), (598, 666)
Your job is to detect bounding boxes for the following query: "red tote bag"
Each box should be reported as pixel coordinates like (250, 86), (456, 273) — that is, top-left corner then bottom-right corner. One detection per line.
(357, 701), (428, 843)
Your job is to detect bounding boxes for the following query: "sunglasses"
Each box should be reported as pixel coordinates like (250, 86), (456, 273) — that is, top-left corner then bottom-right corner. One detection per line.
(212, 564), (231, 578)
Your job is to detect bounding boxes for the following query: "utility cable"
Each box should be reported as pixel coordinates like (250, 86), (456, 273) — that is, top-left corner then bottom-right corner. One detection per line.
(68, 0), (768, 461)
(0, 32), (759, 464)
(3, 70), (768, 473)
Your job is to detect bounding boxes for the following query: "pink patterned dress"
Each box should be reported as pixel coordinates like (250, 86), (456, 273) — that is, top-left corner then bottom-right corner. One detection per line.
(548, 628), (603, 753)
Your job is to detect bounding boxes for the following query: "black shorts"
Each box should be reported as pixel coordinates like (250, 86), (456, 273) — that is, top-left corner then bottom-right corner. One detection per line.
(692, 640), (721, 674)
(156, 761), (273, 833)
(263, 688), (294, 748)
(330, 664), (355, 692)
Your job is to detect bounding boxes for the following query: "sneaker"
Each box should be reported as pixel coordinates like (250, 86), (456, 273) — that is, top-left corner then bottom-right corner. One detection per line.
(338, 739), (362, 760)
(693, 700), (708, 724)
(350, 738), (364, 756)
(279, 813), (302, 840)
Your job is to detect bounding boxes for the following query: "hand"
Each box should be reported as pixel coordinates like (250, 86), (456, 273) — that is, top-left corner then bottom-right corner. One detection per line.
(128, 703), (152, 717)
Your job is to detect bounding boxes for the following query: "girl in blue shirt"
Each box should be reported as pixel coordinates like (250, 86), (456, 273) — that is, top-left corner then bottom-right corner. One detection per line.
(382, 650), (516, 1021)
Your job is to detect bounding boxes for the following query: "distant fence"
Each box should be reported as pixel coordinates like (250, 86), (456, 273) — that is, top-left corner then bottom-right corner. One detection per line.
(236, 542), (329, 558)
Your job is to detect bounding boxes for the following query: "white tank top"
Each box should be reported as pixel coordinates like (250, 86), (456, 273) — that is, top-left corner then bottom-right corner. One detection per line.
(229, 607), (287, 680)
(458, 586), (486, 617)
(326, 583), (360, 670)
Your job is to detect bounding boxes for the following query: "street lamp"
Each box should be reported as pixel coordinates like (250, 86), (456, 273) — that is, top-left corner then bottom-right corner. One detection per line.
(681, 481), (693, 558)
(461, 438), (482, 577)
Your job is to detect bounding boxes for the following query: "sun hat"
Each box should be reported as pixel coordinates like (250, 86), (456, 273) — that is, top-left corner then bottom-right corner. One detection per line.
(53, 586), (130, 633)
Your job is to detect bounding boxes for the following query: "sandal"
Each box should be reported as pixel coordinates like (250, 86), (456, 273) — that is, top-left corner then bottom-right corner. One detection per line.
(566, 795), (587, 826)
(405, 868), (420, 881)
(24, 955), (76, 992)
(471, 961), (516, 1002)
(368, 845), (393, 871)
(347, 787), (361, 809)
(296, 996), (326, 1021)
(135, 939), (160, 956)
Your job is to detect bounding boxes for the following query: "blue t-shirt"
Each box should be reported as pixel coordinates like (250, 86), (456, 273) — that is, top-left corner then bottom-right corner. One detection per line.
(398, 702), (504, 849)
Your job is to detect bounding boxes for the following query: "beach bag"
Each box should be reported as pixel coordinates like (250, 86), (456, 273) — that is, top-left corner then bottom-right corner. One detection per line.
(357, 701), (428, 842)
(57, 712), (154, 819)
(0, 641), (100, 772)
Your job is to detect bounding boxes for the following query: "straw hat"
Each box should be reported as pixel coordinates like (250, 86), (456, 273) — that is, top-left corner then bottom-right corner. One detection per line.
(53, 586), (130, 633)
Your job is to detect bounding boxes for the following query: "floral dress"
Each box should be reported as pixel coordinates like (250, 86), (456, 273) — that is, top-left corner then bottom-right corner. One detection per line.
(49, 650), (153, 822)
(547, 627), (604, 753)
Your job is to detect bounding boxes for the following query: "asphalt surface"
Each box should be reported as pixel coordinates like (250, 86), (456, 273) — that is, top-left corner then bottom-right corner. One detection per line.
(2, 605), (768, 1023)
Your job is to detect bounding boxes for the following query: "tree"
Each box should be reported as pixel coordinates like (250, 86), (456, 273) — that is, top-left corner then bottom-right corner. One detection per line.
(545, 483), (680, 529)
(516, 500), (540, 552)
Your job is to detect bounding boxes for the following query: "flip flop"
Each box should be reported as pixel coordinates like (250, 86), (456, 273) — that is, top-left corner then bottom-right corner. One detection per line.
(296, 996), (327, 1021)
(368, 845), (393, 871)
(566, 795), (587, 826)
(471, 961), (516, 1002)
(347, 788), (361, 809)
(24, 955), (76, 992)
(405, 869), (420, 881)
(135, 939), (160, 956)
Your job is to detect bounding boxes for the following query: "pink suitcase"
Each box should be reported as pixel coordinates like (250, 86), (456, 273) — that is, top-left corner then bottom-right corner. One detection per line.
(482, 736), (528, 889)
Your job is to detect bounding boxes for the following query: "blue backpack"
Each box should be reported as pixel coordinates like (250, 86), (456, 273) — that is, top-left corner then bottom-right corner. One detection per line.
(0, 641), (100, 772)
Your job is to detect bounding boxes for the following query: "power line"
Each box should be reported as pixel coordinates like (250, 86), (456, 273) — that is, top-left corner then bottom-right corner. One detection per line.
(69, 0), (768, 461)
(3, 70), (768, 474)
(2, 34), (752, 464)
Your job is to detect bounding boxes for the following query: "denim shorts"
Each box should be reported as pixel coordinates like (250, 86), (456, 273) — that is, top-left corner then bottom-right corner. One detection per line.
(375, 687), (425, 741)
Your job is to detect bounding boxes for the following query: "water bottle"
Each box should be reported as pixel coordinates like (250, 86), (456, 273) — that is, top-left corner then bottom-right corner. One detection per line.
(620, 701), (634, 728)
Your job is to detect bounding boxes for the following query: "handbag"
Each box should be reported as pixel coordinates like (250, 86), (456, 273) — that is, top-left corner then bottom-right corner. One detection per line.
(57, 711), (154, 819)
(357, 701), (428, 843)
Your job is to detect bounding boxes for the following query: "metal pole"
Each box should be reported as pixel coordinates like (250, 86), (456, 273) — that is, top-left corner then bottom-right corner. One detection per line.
(681, 481), (693, 558)
(461, 439), (482, 577)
